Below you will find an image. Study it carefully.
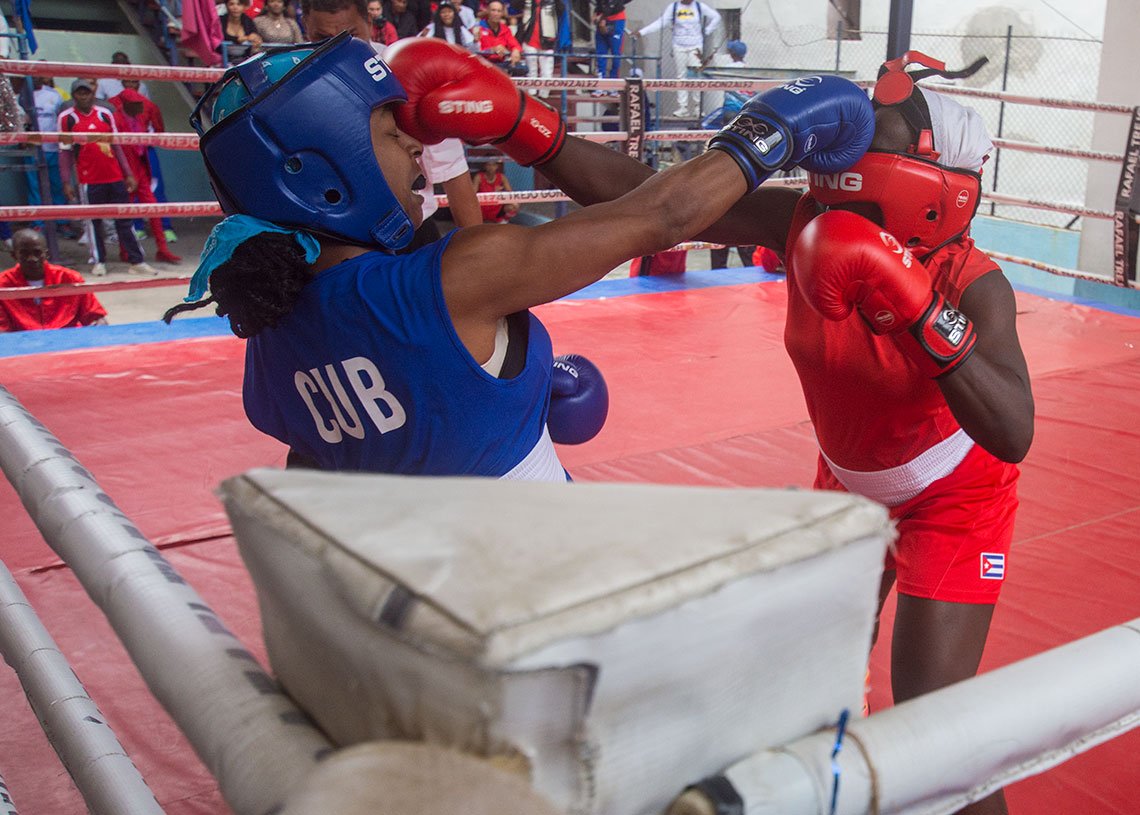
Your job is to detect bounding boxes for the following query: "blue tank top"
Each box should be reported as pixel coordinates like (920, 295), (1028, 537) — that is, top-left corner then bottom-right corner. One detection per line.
(242, 235), (553, 476)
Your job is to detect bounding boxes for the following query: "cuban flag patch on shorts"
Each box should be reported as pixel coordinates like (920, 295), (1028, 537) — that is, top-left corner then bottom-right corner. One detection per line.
(980, 553), (1006, 580)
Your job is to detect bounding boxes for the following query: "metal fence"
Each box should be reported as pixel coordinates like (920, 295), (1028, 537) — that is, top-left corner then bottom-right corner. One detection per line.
(630, 25), (1105, 230)
(751, 27), (1103, 228)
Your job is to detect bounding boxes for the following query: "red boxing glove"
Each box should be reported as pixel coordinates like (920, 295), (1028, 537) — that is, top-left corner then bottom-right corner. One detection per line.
(792, 209), (977, 378)
(385, 38), (566, 167)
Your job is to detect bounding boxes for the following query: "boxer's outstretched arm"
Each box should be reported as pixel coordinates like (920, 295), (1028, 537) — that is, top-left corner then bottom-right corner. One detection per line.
(388, 38), (869, 257)
(541, 137), (803, 253)
(386, 38), (873, 362)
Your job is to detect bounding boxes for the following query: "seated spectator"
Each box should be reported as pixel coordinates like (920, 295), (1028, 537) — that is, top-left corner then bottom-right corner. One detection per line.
(110, 88), (181, 264)
(0, 230), (108, 331)
(472, 158), (517, 222)
(256, 0), (304, 43)
(367, 0), (399, 44)
(97, 52), (151, 100)
(420, 1), (475, 49)
(384, 0), (423, 39)
(478, 0), (522, 71)
(221, 0), (263, 62)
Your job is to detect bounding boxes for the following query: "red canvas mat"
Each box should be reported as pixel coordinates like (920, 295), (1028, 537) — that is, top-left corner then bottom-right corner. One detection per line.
(1, 281), (1138, 813)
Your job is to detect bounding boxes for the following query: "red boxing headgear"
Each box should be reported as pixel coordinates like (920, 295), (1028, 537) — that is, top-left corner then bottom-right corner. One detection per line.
(808, 147), (981, 259)
(807, 51), (987, 258)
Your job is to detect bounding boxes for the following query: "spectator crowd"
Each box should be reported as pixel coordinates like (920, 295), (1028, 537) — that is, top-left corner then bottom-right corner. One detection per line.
(202, 0), (568, 79)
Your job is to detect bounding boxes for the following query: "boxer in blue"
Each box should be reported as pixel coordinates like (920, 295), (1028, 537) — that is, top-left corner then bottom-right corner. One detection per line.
(165, 33), (873, 479)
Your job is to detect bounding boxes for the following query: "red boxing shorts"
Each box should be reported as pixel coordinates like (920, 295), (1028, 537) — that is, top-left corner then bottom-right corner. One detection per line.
(815, 443), (1019, 604)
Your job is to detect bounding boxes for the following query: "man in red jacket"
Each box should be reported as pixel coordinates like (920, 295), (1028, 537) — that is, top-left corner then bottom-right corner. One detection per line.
(0, 229), (108, 331)
(109, 86), (181, 263)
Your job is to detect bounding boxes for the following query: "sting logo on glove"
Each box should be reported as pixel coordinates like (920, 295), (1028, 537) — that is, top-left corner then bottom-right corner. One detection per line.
(910, 293), (978, 377)
(438, 99), (495, 114)
(731, 116), (784, 156)
(933, 306), (971, 346)
(878, 231), (913, 268)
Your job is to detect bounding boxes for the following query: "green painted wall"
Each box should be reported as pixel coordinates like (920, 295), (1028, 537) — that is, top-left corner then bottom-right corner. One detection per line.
(1, 8), (214, 210)
(34, 29), (214, 204)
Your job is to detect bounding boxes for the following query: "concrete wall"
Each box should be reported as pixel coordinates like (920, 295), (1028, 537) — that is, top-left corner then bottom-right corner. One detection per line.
(0, 8), (214, 212)
(33, 29), (213, 205)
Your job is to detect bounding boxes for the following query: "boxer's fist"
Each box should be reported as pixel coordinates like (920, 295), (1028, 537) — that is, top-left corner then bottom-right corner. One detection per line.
(386, 38), (566, 167)
(792, 210), (977, 378)
(708, 75), (874, 192)
(548, 354), (609, 444)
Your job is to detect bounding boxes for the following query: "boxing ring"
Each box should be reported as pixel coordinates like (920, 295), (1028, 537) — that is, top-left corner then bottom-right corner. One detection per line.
(1, 57), (1140, 814)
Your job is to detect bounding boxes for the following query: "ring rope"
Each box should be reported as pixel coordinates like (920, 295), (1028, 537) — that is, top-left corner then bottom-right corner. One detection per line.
(0, 237), (1122, 304)
(0, 58), (222, 83)
(985, 250), (1136, 288)
(981, 192), (1115, 221)
(2, 57), (1132, 115)
(0, 131), (203, 149)
(0, 181), (1117, 222)
(0, 243), (1118, 302)
(923, 82), (1135, 115)
(5, 131), (1120, 163)
(0, 276), (193, 301)
(0, 59), (1133, 289)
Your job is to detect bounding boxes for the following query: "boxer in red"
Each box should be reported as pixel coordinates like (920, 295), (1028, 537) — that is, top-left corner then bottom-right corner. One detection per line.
(392, 47), (1032, 815)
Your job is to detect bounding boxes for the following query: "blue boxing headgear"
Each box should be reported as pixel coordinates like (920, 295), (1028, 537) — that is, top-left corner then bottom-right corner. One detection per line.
(190, 33), (414, 250)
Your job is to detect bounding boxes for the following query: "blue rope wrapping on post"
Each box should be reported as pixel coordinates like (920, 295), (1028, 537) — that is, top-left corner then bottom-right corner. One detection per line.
(829, 708), (851, 815)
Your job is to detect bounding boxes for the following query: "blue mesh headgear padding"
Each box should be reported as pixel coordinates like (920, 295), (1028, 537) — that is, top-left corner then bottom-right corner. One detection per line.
(191, 33), (414, 250)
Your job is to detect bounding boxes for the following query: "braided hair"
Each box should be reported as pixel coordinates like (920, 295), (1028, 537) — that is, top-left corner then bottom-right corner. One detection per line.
(162, 232), (312, 339)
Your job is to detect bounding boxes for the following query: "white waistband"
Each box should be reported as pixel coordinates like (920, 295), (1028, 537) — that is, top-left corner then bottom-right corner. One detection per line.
(501, 426), (569, 482)
(821, 429), (975, 507)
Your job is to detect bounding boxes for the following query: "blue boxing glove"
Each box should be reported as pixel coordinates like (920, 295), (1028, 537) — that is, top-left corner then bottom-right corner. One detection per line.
(708, 75), (875, 192)
(547, 354), (609, 445)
